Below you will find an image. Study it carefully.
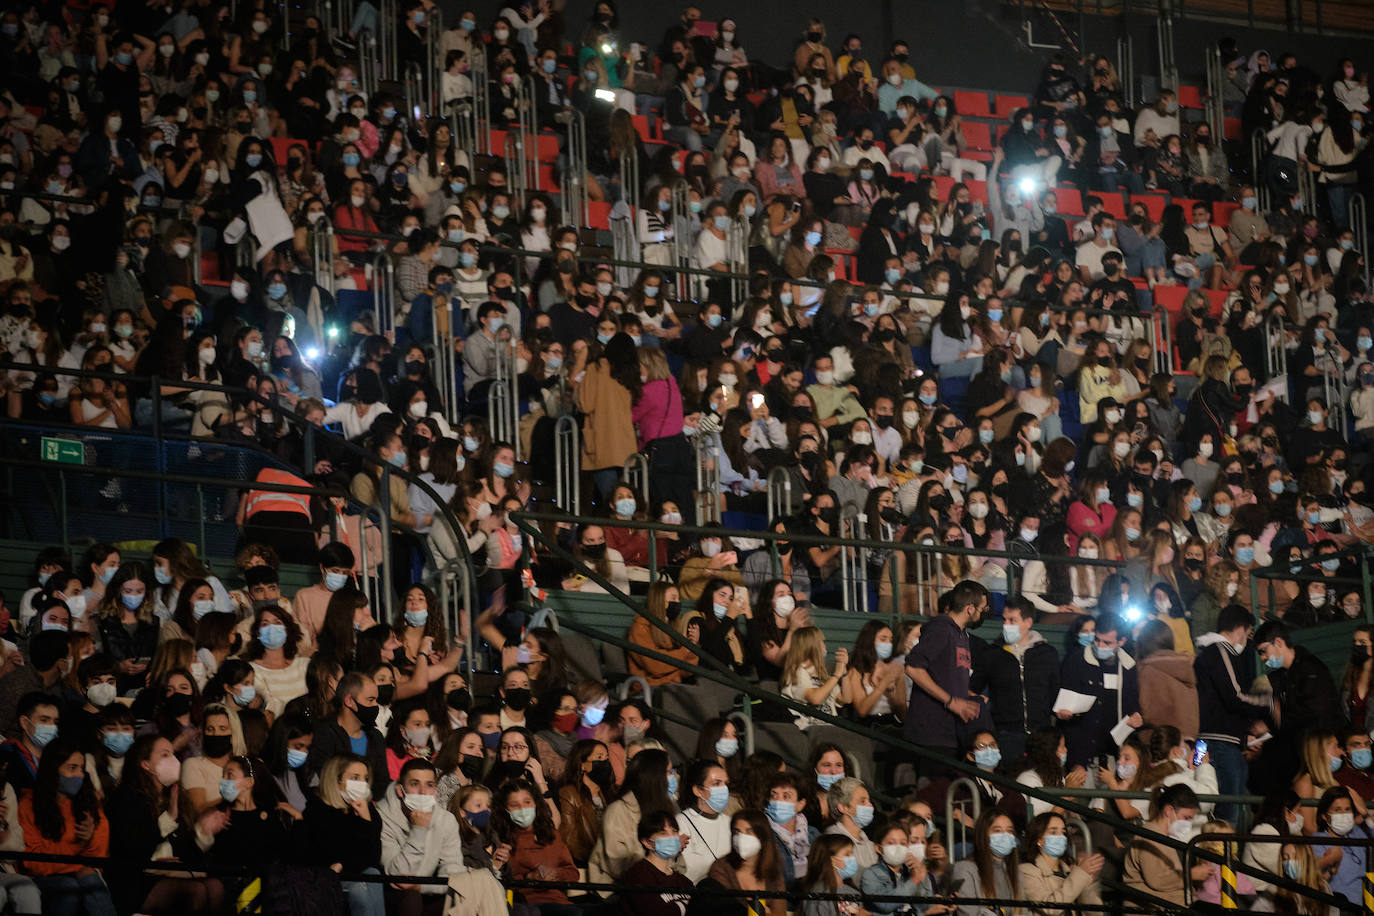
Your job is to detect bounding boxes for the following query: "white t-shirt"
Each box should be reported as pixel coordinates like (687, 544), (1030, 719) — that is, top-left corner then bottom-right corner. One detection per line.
(1075, 239), (1123, 281)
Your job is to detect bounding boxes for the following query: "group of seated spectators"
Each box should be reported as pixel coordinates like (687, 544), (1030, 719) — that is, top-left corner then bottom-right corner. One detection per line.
(0, 0), (1373, 914)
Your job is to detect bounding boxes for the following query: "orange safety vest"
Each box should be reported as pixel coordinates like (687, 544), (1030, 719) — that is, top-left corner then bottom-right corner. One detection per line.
(244, 468), (313, 520)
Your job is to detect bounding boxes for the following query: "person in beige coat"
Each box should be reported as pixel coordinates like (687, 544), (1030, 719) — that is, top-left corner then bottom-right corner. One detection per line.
(587, 748), (679, 893)
(1018, 812), (1104, 915)
(571, 334), (639, 497)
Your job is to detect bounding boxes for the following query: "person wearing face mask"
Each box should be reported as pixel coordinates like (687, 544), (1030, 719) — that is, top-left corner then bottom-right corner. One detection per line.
(0, 690), (63, 793)
(673, 760), (733, 882)
(378, 757), (466, 909)
(307, 672), (388, 799)
(1122, 784), (1202, 905)
(1255, 620), (1343, 784)
(1056, 613), (1143, 768)
(1312, 785), (1371, 904)
(970, 599), (1060, 765)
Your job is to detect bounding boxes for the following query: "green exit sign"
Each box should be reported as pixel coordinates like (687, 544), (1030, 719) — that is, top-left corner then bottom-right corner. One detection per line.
(41, 438), (83, 465)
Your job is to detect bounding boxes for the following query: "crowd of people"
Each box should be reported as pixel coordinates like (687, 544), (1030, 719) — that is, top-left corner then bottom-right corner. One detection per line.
(1, 0), (1374, 914)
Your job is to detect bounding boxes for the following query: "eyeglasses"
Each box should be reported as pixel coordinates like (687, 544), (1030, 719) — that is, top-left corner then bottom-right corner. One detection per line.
(501, 744), (529, 753)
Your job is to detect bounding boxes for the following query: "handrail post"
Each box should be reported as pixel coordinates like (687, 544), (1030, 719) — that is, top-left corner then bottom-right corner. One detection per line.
(1351, 193), (1370, 288)
(671, 180), (694, 301)
(378, 466), (394, 620)
(621, 453), (649, 505)
(945, 777), (982, 864)
(554, 415), (581, 516)
(766, 466), (792, 524)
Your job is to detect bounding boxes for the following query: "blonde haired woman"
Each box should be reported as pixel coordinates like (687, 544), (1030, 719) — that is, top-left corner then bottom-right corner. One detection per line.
(1293, 732), (1366, 834)
(303, 753), (386, 916)
(780, 626), (853, 730)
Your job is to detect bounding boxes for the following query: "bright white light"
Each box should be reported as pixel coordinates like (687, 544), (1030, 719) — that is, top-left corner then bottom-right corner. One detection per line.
(327, 326), (340, 338)
(305, 347), (320, 361)
(594, 89), (615, 102)
(1018, 177), (1037, 195)
(1123, 605), (1142, 623)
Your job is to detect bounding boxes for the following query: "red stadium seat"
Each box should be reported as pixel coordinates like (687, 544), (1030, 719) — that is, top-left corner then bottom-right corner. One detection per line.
(631, 114), (656, 142)
(1174, 197), (1203, 217)
(994, 94), (1030, 119)
(586, 201), (612, 229)
(1203, 288), (1230, 316)
(270, 138), (308, 166)
(1154, 284), (1189, 317)
(961, 122), (993, 151)
(1051, 186), (1083, 216)
(954, 90), (992, 118)
(965, 179), (989, 206)
(1176, 85), (1204, 110)
(1097, 191), (1128, 219)
(1223, 117), (1242, 140)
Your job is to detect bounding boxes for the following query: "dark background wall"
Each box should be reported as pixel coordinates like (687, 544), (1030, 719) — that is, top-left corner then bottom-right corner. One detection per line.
(444, 0), (1374, 100)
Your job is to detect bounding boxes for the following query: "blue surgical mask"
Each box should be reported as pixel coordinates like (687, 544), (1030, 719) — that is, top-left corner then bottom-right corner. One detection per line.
(854, 804), (874, 827)
(1078, 632), (1094, 647)
(450, 182), (466, 195)
(1187, 495), (1202, 512)
(817, 771), (842, 790)
(259, 623), (288, 649)
(1283, 859), (1302, 881)
(220, 778), (241, 802)
(614, 498), (636, 517)
(494, 461), (515, 478)
(713, 215), (732, 231)
(388, 450), (407, 468)
(116, 51), (134, 67)
(38, 391), (57, 406)
(779, 292), (793, 306)
(122, 593), (143, 610)
(342, 152), (361, 167)
(30, 723), (58, 748)
(98, 567), (116, 585)
(979, 428), (994, 444)
(1353, 748), (1373, 770)
(712, 602), (728, 620)
(1264, 654), (1283, 670)
(876, 641), (894, 660)
(154, 567), (173, 586)
(542, 58), (557, 73)
(1093, 644), (1115, 661)
(706, 313), (723, 329)
(919, 393), (937, 406)
(459, 251), (478, 268)
(766, 800), (795, 824)
(58, 774), (85, 796)
(975, 747), (1002, 769)
(267, 282), (286, 300)
(707, 784), (730, 813)
(102, 731), (135, 756)
(245, 153), (262, 168)
(804, 230), (822, 247)
(1235, 546), (1255, 565)
(1269, 480), (1286, 495)
(989, 833), (1018, 858)
(837, 855), (858, 879)
(325, 571), (349, 591)
(242, 90), (257, 104)
(405, 609), (428, 627)
(233, 684), (257, 706)
(988, 308), (1003, 323)
(1043, 834), (1068, 858)
(885, 268), (901, 284)
(193, 599), (216, 620)
(1304, 253), (1319, 266)
(286, 747), (308, 769)
(654, 835), (683, 858)
(596, 331), (612, 344)
(715, 738), (739, 758)
(666, 773), (679, 797)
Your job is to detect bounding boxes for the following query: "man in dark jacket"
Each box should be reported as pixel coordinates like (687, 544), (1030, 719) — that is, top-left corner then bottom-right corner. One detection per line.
(307, 671), (388, 798)
(970, 598), (1059, 766)
(1256, 620), (1342, 785)
(1194, 604), (1271, 825)
(1056, 613), (1141, 768)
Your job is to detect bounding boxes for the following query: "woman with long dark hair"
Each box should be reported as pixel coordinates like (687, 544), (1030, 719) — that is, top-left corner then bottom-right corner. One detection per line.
(18, 738), (112, 915)
(572, 331), (641, 499)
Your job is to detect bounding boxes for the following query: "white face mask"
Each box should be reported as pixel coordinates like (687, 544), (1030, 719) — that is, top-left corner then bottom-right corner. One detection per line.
(968, 502), (989, 519)
(1078, 546), (1098, 559)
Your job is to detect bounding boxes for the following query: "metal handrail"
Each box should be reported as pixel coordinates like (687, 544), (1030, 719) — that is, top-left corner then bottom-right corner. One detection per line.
(670, 179), (695, 301)
(1251, 130), (1271, 212)
(621, 453), (649, 505)
(1265, 313), (1289, 385)
(694, 433), (721, 524)
(1180, 832), (1360, 912)
(559, 109), (589, 227)
(1351, 193), (1370, 288)
(553, 415), (581, 516)
(766, 466), (792, 525)
(945, 776), (983, 863)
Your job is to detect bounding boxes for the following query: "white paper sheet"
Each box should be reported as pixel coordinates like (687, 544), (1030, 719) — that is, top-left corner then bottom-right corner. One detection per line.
(1053, 689), (1096, 715)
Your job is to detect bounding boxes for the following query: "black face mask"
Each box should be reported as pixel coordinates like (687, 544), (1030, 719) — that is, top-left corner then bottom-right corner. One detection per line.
(665, 600), (682, 620)
(791, 405), (811, 421)
(1184, 557), (1205, 573)
(164, 692), (193, 718)
(287, 157), (302, 170)
(447, 687), (472, 711)
(1234, 383), (1253, 398)
(375, 684), (396, 706)
(874, 414), (894, 429)
(581, 542), (607, 559)
(575, 294), (595, 308)
(557, 261), (576, 275)
(459, 753), (485, 779)
(352, 701), (380, 727)
(405, 359), (426, 377)
(806, 31), (822, 42)
(588, 759), (613, 784)
(499, 758), (528, 779)
(1354, 645), (1371, 665)
(1227, 471), (1245, 486)
(776, 541), (792, 556)
(929, 493), (952, 512)
(203, 734), (232, 758)
(881, 507), (903, 524)
(504, 687), (532, 711)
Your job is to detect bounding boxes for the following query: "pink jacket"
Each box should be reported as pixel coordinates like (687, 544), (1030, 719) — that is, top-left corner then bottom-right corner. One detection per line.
(1066, 500), (1117, 553)
(631, 377), (685, 449)
(754, 159), (804, 202)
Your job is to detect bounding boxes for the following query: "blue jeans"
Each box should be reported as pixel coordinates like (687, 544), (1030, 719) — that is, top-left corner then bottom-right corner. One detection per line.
(1208, 738), (1248, 826)
(937, 355), (984, 379)
(342, 869), (386, 916)
(1327, 183), (1354, 230)
(32, 873), (117, 916)
(663, 124), (703, 151)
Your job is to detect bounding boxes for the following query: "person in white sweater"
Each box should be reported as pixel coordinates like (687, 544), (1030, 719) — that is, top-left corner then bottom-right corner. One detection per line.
(379, 758), (466, 907)
(674, 760), (734, 882)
